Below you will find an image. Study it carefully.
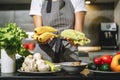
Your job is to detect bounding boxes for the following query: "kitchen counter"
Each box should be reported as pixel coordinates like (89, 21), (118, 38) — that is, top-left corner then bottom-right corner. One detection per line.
(0, 69), (120, 80)
(1, 50), (120, 80)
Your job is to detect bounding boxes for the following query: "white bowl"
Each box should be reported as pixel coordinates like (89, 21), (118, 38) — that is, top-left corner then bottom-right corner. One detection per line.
(59, 62), (87, 74)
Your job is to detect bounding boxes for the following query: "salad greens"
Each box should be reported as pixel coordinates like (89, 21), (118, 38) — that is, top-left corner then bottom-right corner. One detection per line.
(0, 23), (30, 57)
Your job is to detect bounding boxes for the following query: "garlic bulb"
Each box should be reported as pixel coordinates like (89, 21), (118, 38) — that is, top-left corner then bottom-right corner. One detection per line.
(21, 53), (50, 72)
(37, 63), (50, 72)
(24, 55), (33, 65)
(36, 59), (50, 72)
(33, 53), (42, 60)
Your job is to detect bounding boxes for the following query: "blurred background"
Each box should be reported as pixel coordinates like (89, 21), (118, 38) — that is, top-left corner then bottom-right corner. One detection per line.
(0, 0), (120, 62)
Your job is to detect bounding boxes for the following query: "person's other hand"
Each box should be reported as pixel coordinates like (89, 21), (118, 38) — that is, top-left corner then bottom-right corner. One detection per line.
(64, 37), (78, 46)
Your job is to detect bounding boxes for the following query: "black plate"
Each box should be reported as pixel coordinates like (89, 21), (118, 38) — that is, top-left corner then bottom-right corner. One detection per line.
(88, 69), (120, 76)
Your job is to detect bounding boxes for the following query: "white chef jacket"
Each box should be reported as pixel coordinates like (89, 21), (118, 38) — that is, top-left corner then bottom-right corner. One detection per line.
(29, 0), (87, 16)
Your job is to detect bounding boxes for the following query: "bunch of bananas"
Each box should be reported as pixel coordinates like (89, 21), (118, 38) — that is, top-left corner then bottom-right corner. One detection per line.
(32, 26), (58, 43)
(60, 29), (90, 45)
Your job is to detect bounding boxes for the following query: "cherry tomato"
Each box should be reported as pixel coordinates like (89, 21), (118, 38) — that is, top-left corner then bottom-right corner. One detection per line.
(23, 43), (29, 49)
(94, 57), (102, 65)
(28, 42), (35, 51)
(101, 61), (105, 65)
(99, 63), (111, 71)
(101, 54), (112, 64)
(23, 42), (35, 50)
(88, 63), (97, 70)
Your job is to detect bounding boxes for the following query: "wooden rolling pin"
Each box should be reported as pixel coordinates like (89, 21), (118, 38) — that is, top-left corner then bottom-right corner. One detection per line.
(78, 46), (101, 52)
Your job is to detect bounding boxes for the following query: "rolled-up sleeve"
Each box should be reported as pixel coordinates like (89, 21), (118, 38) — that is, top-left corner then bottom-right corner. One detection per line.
(72, 0), (87, 13)
(29, 0), (42, 16)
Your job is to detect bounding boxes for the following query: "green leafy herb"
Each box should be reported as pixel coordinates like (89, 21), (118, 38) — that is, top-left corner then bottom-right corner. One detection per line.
(0, 23), (30, 57)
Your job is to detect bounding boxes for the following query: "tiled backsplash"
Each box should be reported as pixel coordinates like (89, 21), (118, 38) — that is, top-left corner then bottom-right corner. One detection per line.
(0, 10), (34, 32)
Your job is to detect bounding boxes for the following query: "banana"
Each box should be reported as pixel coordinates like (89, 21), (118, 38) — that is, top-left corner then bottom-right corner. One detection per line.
(34, 26), (57, 35)
(38, 32), (58, 43)
(44, 60), (58, 72)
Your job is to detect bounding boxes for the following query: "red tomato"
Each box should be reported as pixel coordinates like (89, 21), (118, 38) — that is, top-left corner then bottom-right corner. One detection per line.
(23, 43), (29, 49)
(28, 42), (35, 51)
(94, 57), (102, 65)
(101, 54), (112, 64)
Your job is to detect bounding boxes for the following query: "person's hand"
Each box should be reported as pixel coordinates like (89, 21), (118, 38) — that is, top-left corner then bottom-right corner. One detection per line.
(64, 37), (78, 46)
